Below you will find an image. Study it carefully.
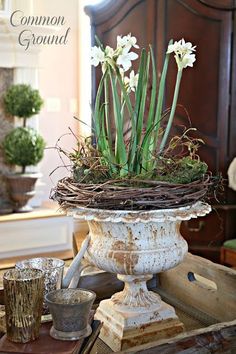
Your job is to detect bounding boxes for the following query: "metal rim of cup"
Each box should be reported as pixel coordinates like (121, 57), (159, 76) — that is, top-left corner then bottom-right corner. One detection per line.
(3, 268), (44, 281)
(15, 257), (65, 272)
(45, 288), (96, 306)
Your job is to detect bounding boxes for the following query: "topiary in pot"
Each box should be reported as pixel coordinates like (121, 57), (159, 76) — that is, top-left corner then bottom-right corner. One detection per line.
(2, 127), (45, 212)
(4, 84), (43, 127)
(3, 127), (45, 174)
(2, 84), (45, 212)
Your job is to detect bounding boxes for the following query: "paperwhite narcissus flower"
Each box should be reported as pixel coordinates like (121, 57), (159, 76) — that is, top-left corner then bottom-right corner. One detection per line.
(179, 53), (196, 68)
(117, 35), (128, 48)
(91, 46), (105, 66)
(167, 38), (196, 70)
(167, 38), (196, 55)
(117, 34), (139, 50)
(117, 47), (138, 72)
(105, 45), (114, 58)
(124, 70), (139, 92)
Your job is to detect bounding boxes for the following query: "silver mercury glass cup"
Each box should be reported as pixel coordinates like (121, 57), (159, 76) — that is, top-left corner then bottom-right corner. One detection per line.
(16, 257), (65, 314)
(45, 288), (96, 340)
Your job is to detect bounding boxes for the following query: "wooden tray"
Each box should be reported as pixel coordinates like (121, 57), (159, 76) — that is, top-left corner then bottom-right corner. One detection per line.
(78, 253), (236, 353)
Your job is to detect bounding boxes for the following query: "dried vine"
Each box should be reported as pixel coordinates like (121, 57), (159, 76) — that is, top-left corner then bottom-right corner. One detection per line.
(51, 174), (213, 211)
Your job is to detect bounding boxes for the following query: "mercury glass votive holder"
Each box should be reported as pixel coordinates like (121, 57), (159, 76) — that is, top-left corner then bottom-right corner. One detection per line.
(3, 268), (44, 343)
(45, 288), (96, 341)
(16, 257), (65, 314)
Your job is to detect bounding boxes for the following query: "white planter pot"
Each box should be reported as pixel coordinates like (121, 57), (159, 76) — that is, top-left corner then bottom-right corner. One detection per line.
(72, 201), (211, 350)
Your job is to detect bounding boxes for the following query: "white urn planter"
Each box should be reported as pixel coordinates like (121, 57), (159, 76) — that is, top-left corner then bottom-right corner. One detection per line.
(72, 201), (211, 351)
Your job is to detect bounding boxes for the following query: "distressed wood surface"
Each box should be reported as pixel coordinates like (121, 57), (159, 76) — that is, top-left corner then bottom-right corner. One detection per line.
(118, 320), (236, 353)
(158, 253), (236, 322)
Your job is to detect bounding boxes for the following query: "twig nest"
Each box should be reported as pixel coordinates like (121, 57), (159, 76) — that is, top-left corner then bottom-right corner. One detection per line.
(51, 175), (212, 211)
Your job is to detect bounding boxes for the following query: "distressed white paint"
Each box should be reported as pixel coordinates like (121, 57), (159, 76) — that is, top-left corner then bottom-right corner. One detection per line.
(72, 202), (211, 350)
(72, 202), (211, 312)
(95, 298), (184, 351)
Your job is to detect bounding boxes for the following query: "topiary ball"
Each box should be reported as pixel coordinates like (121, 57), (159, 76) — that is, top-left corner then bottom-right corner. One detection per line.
(4, 84), (43, 118)
(2, 127), (45, 168)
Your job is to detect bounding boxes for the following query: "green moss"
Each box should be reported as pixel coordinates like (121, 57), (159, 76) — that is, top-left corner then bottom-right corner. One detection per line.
(153, 157), (208, 184)
(73, 165), (110, 184)
(73, 156), (208, 185)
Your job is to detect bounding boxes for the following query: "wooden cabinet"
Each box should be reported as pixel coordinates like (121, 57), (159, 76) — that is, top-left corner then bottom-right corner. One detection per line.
(86, 0), (236, 262)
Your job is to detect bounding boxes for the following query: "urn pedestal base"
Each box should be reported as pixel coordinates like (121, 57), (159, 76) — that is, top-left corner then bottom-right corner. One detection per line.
(95, 298), (184, 351)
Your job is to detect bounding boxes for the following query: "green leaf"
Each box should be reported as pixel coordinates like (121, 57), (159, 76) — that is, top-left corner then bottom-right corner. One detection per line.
(135, 52), (150, 173)
(108, 67), (128, 175)
(94, 69), (108, 151)
(151, 40), (173, 156)
(127, 49), (147, 173)
(115, 68), (137, 173)
(104, 76), (113, 153)
(95, 35), (104, 50)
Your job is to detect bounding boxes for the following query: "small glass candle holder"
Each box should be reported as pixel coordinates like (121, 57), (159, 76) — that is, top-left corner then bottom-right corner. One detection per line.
(16, 257), (65, 314)
(3, 268), (44, 343)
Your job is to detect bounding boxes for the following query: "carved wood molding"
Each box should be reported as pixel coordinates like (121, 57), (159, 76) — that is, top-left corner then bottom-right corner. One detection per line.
(85, 0), (142, 26)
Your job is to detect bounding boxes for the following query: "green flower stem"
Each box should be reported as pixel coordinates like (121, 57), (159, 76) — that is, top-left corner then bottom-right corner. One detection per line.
(142, 46), (156, 171)
(151, 41), (172, 157)
(159, 69), (183, 154)
(104, 76), (112, 152)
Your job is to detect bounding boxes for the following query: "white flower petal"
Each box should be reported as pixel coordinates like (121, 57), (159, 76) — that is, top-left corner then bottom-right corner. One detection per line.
(129, 70), (135, 80)
(117, 35), (128, 48)
(124, 76), (129, 85)
(91, 46), (105, 67)
(128, 52), (138, 60)
(166, 44), (175, 54)
(117, 33), (139, 51)
(105, 45), (114, 58)
(117, 50), (138, 72)
(123, 70), (139, 92)
(91, 57), (99, 66)
(128, 35), (139, 49)
(182, 53), (196, 68)
(122, 46), (130, 55)
(168, 38), (196, 69)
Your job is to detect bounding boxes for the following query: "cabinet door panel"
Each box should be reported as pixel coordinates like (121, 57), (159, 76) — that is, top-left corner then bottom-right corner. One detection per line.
(163, 0), (232, 174)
